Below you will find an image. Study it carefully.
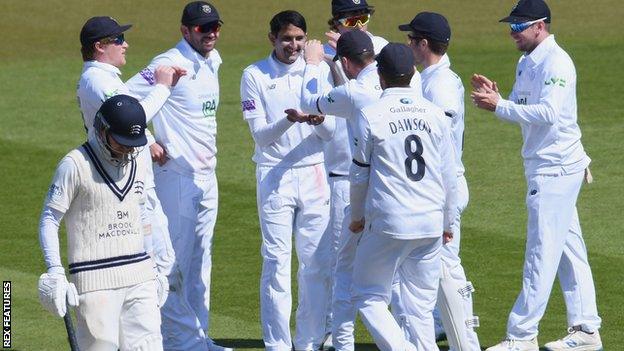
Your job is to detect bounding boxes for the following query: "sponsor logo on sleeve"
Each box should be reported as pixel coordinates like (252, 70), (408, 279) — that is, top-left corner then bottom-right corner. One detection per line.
(241, 99), (256, 112)
(139, 68), (156, 85)
(327, 94), (335, 103)
(545, 77), (566, 87)
(47, 184), (62, 201)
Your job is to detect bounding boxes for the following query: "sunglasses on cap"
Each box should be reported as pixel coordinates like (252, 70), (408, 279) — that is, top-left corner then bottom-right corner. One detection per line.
(192, 22), (221, 34)
(338, 13), (370, 28)
(100, 33), (125, 46)
(510, 17), (547, 33)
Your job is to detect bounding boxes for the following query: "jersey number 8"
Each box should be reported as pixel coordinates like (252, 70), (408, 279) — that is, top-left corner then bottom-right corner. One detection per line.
(404, 134), (426, 181)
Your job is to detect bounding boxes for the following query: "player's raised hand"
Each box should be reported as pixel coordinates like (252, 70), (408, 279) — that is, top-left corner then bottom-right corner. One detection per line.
(304, 40), (324, 65)
(470, 74), (497, 93)
(171, 66), (188, 87)
(284, 109), (311, 123)
(150, 142), (169, 166)
(471, 88), (500, 112)
(153, 65), (177, 88)
(349, 218), (365, 233)
(325, 31), (341, 50)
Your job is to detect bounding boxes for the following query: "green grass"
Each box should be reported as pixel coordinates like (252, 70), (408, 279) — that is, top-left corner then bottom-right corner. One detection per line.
(1, 0), (622, 350)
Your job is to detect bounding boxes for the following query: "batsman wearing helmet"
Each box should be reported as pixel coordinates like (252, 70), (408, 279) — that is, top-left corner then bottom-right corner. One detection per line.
(38, 95), (163, 350)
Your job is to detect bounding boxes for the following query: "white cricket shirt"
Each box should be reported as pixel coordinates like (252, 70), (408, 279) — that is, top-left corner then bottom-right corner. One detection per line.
(495, 35), (590, 175)
(126, 39), (221, 177)
(350, 87), (457, 239)
(240, 53), (334, 168)
(420, 54), (466, 176)
(301, 62), (382, 176)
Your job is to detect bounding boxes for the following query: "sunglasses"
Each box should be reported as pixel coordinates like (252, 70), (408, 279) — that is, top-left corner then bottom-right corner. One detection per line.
(338, 13), (370, 27)
(101, 33), (125, 46)
(192, 22), (221, 34)
(510, 17), (547, 33)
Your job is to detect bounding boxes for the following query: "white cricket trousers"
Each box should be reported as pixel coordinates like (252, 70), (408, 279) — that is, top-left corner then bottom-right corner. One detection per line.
(155, 164), (218, 351)
(256, 164), (331, 351)
(331, 204), (359, 351)
(507, 170), (601, 339)
(352, 231), (442, 351)
(390, 176), (480, 350)
(76, 280), (163, 351)
(321, 176), (351, 347)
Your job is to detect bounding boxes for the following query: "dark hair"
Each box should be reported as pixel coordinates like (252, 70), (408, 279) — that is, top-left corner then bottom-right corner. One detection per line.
(270, 10), (306, 35)
(379, 69), (414, 88)
(347, 51), (375, 67)
(411, 34), (449, 56)
(81, 44), (96, 61)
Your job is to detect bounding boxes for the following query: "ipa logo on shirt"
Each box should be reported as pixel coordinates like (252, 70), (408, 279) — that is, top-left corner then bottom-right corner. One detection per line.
(203, 99), (217, 117)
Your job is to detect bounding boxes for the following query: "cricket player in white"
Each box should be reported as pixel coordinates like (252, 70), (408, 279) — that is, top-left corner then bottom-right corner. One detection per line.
(399, 12), (480, 351)
(38, 95), (163, 351)
(350, 43), (457, 351)
(472, 1), (602, 350)
(76, 16), (183, 300)
(300, 31), (380, 351)
(240, 10), (335, 351)
(125, 2), (230, 351)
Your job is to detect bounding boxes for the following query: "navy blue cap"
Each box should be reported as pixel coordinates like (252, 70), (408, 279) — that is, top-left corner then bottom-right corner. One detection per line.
(398, 12), (451, 44)
(336, 30), (374, 59)
(499, 0), (551, 23)
(97, 95), (147, 147)
(181, 1), (222, 26)
(80, 16), (131, 47)
(376, 43), (415, 77)
(332, 0), (374, 16)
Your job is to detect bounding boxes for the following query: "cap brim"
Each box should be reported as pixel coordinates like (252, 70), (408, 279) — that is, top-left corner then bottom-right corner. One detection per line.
(499, 15), (534, 23)
(398, 24), (412, 32)
(111, 133), (147, 147)
(187, 18), (223, 26)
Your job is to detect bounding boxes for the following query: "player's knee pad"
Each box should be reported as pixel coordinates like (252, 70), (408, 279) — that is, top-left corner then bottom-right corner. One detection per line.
(438, 273), (479, 351)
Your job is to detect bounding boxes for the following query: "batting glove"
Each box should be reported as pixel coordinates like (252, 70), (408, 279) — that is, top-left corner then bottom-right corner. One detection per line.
(155, 273), (169, 307)
(38, 270), (79, 317)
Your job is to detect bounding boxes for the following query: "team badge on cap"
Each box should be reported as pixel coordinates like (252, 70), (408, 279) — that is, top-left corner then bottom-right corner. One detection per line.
(202, 4), (211, 13)
(353, 0), (361, 4)
(130, 125), (143, 135)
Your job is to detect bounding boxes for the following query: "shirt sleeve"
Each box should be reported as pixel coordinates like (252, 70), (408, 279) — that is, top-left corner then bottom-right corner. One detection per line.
(300, 64), (353, 118)
(438, 118), (458, 232)
(349, 110), (372, 221)
(240, 69), (268, 121)
(495, 60), (574, 126)
(39, 205), (65, 272)
(312, 115), (336, 141)
(246, 116), (294, 148)
(44, 156), (79, 213)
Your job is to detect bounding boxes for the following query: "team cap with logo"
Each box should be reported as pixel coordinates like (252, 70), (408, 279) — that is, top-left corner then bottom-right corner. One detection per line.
(80, 16), (131, 47)
(499, 0), (551, 23)
(398, 12), (451, 44)
(96, 95), (147, 147)
(181, 1), (223, 26)
(332, 0), (374, 16)
(376, 43), (415, 77)
(336, 30), (374, 59)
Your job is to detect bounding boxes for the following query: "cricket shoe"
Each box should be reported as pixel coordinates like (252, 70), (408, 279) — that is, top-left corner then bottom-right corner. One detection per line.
(485, 338), (538, 351)
(544, 326), (603, 351)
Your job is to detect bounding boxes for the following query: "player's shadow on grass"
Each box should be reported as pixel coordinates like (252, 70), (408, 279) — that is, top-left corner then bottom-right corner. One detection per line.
(214, 339), (456, 350)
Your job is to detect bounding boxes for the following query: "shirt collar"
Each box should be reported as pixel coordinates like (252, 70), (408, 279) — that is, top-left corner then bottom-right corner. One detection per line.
(268, 51), (305, 75)
(356, 62), (377, 81)
(176, 39), (214, 64)
(525, 34), (556, 66)
(381, 87), (419, 98)
(83, 60), (121, 76)
(420, 54), (450, 80)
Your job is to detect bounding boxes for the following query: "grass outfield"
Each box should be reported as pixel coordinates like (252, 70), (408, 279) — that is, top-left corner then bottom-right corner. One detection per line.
(1, 0), (622, 350)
